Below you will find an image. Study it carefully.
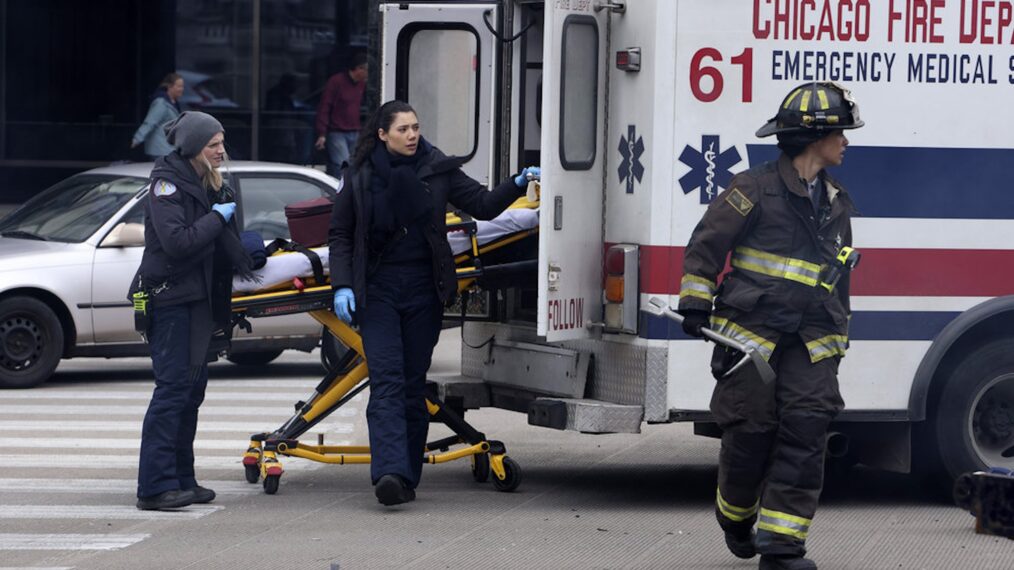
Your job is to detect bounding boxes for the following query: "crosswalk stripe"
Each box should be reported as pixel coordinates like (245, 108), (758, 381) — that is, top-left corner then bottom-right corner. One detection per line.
(0, 563), (74, 567)
(0, 454), (323, 470)
(0, 533), (149, 550)
(0, 405), (308, 416)
(0, 505), (222, 520)
(1, 391), (318, 402)
(0, 479), (257, 495)
(0, 420), (356, 434)
(0, 437), (355, 450)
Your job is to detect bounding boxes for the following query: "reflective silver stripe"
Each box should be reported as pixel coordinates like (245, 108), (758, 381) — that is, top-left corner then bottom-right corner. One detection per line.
(757, 508), (811, 540)
(680, 274), (716, 302)
(710, 317), (775, 361)
(716, 489), (758, 523)
(731, 246), (822, 287)
(806, 334), (848, 363)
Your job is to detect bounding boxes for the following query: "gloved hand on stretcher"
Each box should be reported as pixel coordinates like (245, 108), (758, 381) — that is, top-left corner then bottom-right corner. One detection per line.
(514, 166), (541, 187)
(333, 287), (356, 324)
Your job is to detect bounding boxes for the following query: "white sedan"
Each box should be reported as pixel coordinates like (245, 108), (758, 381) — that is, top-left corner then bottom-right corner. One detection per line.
(0, 161), (339, 387)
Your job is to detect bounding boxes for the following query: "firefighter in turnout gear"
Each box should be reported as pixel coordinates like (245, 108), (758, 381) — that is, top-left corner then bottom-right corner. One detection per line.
(678, 82), (864, 570)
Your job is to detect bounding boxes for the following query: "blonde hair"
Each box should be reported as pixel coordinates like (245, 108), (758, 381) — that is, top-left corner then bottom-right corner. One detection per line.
(191, 152), (226, 191)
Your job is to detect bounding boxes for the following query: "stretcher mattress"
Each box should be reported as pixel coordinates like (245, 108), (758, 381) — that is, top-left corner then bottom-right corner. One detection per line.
(232, 208), (539, 295)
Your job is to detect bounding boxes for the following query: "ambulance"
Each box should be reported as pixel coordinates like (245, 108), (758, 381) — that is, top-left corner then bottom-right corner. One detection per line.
(377, 0), (1014, 482)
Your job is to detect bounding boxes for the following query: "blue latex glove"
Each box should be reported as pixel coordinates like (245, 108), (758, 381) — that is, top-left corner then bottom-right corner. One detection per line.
(514, 166), (541, 187)
(333, 288), (356, 324)
(211, 202), (236, 223)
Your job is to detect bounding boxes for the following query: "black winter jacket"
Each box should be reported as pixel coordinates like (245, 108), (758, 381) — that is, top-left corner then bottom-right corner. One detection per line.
(328, 143), (524, 307)
(678, 153), (856, 364)
(129, 151), (252, 334)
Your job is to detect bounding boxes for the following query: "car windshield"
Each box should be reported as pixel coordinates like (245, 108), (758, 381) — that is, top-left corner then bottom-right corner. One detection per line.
(0, 174), (147, 243)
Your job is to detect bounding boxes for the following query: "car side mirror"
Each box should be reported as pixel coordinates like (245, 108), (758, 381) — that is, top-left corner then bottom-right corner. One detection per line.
(100, 222), (145, 248)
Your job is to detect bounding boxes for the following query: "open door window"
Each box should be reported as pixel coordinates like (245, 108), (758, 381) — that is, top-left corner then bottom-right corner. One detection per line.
(380, 3), (497, 186)
(537, 5), (608, 341)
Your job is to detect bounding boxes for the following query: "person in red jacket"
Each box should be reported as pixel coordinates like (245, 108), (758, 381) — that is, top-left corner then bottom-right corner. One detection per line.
(315, 53), (368, 178)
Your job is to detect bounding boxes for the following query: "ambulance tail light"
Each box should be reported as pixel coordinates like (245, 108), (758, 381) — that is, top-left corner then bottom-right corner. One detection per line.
(603, 244), (639, 333)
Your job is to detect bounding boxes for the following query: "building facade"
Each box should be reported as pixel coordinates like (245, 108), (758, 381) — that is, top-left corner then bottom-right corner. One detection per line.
(0, 0), (371, 202)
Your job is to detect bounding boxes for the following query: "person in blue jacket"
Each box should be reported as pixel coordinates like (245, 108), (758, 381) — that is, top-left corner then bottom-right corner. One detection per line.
(131, 73), (184, 160)
(327, 100), (539, 506)
(129, 111), (254, 510)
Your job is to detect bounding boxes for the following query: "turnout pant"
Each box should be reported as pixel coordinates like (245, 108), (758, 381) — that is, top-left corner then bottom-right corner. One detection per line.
(137, 303), (209, 498)
(710, 334), (844, 557)
(360, 262), (443, 489)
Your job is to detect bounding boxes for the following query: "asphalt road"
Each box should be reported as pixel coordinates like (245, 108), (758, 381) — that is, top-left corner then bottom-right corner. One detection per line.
(0, 330), (1009, 570)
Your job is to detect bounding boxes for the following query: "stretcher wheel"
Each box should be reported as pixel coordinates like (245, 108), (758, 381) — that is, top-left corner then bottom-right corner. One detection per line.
(471, 452), (490, 483)
(244, 464), (260, 484)
(263, 474), (280, 495)
(492, 456), (521, 492)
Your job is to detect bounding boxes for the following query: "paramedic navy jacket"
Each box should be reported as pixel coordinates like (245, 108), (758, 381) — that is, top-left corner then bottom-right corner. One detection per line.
(327, 138), (525, 307)
(129, 151), (252, 341)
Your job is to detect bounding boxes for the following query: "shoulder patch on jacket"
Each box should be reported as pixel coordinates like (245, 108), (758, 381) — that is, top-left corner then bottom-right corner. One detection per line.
(725, 188), (754, 216)
(153, 180), (177, 197)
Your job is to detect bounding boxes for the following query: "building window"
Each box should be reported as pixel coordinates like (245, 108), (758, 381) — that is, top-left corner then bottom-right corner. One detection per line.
(397, 25), (479, 159)
(559, 16), (598, 170)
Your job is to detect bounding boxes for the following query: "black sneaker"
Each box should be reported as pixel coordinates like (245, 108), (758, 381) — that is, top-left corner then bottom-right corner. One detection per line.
(724, 528), (756, 559)
(759, 554), (817, 570)
(190, 486), (216, 504)
(374, 474), (415, 506)
(136, 489), (196, 511)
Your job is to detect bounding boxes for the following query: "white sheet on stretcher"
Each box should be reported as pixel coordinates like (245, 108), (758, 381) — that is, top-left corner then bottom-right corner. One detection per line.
(233, 208), (539, 295)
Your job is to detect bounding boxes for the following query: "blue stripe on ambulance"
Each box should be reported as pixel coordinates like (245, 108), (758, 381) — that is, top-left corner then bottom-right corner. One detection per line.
(745, 145), (1014, 220)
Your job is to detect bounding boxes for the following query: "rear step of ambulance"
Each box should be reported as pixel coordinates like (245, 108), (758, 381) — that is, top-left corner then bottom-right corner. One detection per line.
(431, 339), (643, 434)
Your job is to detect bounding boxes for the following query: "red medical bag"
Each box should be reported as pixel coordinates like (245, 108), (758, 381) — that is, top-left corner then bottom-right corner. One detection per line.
(284, 197), (333, 247)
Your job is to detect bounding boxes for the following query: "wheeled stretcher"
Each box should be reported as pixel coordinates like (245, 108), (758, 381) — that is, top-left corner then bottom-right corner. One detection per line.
(231, 198), (539, 495)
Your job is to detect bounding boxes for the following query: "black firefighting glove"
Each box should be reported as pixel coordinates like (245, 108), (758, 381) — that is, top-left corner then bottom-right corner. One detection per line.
(680, 309), (710, 339)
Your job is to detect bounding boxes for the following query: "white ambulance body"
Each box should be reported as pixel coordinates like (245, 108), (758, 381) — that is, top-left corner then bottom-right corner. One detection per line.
(379, 0), (1014, 480)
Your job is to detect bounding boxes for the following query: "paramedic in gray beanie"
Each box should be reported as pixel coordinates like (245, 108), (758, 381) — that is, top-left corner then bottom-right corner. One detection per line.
(129, 110), (254, 510)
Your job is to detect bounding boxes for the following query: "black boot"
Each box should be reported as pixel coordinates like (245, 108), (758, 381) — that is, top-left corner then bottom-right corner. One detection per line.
(374, 474), (415, 506)
(724, 527), (757, 559)
(759, 554), (817, 570)
(136, 489), (196, 511)
(190, 486), (216, 504)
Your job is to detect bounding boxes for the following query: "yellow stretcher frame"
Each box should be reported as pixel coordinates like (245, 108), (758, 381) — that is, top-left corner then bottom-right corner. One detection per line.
(231, 195), (539, 495)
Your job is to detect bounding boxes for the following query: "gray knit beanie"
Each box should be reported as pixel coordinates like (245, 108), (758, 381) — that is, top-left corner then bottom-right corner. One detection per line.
(163, 111), (224, 158)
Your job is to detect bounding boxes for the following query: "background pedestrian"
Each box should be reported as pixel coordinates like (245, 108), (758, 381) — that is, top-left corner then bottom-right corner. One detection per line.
(131, 72), (184, 161)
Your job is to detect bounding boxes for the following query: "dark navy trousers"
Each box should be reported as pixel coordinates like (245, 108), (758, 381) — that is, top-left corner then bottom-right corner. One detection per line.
(137, 303), (209, 498)
(359, 262), (443, 488)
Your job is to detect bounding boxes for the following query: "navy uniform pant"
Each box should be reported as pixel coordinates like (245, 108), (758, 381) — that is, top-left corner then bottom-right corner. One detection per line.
(137, 303), (209, 498)
(360, 263), (443, 488)
(710, 334), (844, 557)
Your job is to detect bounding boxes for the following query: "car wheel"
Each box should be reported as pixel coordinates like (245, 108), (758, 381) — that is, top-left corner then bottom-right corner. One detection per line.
(934, 340), (1014, 482)
(0, 297), (64, 388)
(227, 350), (284, 367)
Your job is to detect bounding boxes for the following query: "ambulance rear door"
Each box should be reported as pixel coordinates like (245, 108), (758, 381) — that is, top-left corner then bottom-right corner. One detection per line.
(379, 2), (498, 185)
(537, 1), (609, 341)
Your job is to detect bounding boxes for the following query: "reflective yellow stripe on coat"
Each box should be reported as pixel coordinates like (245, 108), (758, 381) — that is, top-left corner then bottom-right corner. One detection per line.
(680, 274), (716, 303)
(731, 246), (822, 287)
(710, 317), (776, 361)
(805, 334), (848, 363)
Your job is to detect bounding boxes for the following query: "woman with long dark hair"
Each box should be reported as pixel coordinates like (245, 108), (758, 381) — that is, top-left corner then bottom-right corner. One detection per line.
(327, 100), (538, 506)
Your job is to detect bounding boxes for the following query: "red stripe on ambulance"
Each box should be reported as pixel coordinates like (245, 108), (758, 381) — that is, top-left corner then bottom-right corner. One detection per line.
(635, 245), (1014, 297)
